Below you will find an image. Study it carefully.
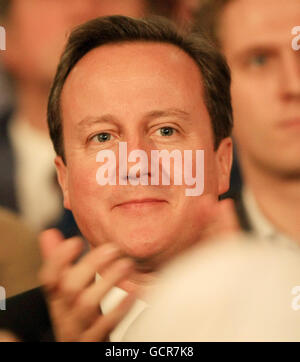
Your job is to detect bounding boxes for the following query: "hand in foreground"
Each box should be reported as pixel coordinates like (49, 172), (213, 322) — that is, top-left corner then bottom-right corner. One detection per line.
(38, 229), (136, 342)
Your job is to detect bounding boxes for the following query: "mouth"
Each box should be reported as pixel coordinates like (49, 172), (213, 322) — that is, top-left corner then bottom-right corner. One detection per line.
(114, 198), (168, 210)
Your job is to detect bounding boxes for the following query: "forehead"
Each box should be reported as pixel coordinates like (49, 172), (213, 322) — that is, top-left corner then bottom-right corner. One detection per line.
(220, 0), (300, 53)
(61, 41), (206, 117)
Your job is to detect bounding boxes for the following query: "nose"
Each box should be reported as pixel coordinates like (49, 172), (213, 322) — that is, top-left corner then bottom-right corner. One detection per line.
(118, 138), (153, 185)
(279, 51), (300, 101)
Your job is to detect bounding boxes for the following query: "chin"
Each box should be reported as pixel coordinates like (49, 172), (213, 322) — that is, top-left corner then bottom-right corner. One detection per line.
(112, 226), (175, 261)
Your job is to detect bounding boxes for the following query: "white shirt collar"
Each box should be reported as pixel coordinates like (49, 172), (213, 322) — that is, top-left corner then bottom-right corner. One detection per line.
(242, 187), (298, 250)
(95, 273), (148, 342)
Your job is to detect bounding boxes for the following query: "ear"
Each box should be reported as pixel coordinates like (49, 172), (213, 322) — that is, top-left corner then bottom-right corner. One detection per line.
(55, 156), (71, 210)
(215, 137), (233, 195)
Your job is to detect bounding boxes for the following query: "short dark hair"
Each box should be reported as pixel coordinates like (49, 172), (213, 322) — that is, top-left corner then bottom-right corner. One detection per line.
(194, 0), (233, 48)
(47, 15), (233, 161)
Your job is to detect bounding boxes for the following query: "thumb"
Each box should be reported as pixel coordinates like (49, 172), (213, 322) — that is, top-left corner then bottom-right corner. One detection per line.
(39, 228), (65, 260)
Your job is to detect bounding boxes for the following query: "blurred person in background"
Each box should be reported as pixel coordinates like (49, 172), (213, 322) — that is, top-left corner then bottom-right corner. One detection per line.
(0, 207), (41, 297)
(0, 0), (159, 235)
(196, 0), (300, 244)
(0, 65), (13, 117)
(150, 0), (200, 29)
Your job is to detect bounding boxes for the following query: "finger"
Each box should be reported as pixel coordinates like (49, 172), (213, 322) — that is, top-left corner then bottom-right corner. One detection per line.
(60, 243), (123, 304)
(81, 292), (137, 342)
(39, 228), (65, 260)
(39, 236), (83, 294)
(72, 258), (135, 326)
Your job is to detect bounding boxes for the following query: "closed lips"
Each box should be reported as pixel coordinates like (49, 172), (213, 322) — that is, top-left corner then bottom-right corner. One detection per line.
(115, 199), (167, 207)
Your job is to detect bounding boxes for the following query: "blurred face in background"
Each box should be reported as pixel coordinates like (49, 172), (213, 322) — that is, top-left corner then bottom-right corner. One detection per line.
(220, 0), (300, 177)
(2, 0), (147, 87)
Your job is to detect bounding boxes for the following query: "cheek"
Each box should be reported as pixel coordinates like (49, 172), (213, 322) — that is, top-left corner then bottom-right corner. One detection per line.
(204, 165), (218, 194)
(231, 77), (254, 121)
(231, 81), (263, 145)
(67, 163), (111, 246)
(231, 74), (272, 131)
(202, 149), (218, 194)
(67, 161), (103, 210)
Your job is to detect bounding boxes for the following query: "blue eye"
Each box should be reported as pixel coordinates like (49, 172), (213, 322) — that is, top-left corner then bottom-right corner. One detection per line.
(159, 127), (175, 136)
(95, 133), (111, 142)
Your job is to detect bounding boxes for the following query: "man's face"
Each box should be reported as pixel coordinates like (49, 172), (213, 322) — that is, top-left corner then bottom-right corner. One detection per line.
(56, 42), (232, 268)
(3, 0), (146, 86)
(220, 0), (300, 176)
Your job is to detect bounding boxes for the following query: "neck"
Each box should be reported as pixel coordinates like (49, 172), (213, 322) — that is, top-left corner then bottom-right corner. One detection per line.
(241, 157), (300, 242)
(14, 81), (50, 133)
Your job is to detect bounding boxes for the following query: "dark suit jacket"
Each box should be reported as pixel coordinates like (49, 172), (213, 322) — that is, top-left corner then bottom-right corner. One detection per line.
(0, 109), (18, 211)
(0, 287), (55, 342)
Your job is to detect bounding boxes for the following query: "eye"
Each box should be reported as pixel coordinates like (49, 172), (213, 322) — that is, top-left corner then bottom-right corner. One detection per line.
(158, 127), (176, 137)
(91, 132), (112, 143)
(249, 54), (268, 66)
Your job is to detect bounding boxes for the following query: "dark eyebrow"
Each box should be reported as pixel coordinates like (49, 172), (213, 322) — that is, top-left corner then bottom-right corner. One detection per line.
(144, 108), (190, 121)
(77, 108), (190, 129)
(77, 114), (118, 129)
